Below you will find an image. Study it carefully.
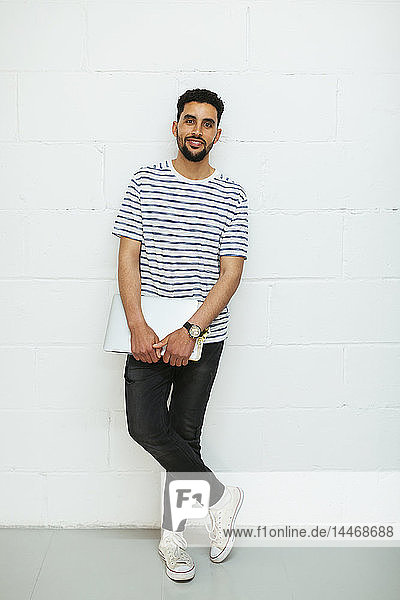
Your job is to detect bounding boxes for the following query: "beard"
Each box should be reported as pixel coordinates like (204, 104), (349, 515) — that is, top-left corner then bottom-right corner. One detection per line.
(176, 127), (216, 163)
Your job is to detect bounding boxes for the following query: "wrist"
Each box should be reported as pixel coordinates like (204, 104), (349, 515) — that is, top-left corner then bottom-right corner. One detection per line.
(128, 317), (147, 331)
(182, 321), (207, 339)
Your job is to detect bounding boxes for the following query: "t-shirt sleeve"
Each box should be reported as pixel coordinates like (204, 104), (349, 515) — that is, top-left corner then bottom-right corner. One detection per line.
(111, 173), (143, 242)
(219, 187), (248, 260)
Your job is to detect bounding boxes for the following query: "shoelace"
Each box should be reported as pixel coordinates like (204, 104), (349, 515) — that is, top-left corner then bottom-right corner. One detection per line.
(205, 509), (224, 545)
(162, 532), (192, 567)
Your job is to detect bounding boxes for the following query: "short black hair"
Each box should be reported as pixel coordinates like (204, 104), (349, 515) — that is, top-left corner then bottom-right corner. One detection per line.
(176, 88), (224, 128)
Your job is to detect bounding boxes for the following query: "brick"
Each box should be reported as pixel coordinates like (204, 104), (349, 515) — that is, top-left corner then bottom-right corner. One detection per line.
(0, 280), (113, 345)
(0, 143), (103, 210)
(344, 211), (400, 277)
(36, 347), (125, 410)
(212, 345), (342, 409)
(270, 280), (400, 343)
(250, 2), (400, 73)
(246, 211), (342, 278)
(338, 74), (400, 141)
(88, 2), (246, 71)
(0, 410), (109, 470)
(0, 74), (17, 140)
(25, 210), (116, 278)
(19, 73), (177, 141)
(260, 408), (400, 470)
(0, 3), (84, 70)
(344, 345), (400, 408)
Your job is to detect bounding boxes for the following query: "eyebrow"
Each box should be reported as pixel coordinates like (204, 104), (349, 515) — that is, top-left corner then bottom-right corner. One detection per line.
(183, 113), (216, 125)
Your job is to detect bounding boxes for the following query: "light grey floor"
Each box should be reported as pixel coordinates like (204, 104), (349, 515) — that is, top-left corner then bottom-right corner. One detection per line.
(1, 528), (399, 600)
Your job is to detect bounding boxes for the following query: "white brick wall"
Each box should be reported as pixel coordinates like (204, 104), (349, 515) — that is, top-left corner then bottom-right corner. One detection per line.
(0, 0), (399, 528)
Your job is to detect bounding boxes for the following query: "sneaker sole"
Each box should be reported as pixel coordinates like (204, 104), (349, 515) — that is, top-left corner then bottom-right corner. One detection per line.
(209, 486), (244, 563)
(158, 548), (195, 581)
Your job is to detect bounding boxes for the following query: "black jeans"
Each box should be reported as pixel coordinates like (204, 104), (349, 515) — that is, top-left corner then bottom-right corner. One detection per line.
(124, 340), (226, 532)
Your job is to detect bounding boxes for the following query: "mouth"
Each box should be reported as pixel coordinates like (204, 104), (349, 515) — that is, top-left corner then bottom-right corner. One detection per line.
(187, 139), (204, 149)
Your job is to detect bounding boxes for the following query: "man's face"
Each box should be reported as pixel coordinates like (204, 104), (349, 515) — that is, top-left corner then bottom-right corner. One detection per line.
(173, 101), (221, 163)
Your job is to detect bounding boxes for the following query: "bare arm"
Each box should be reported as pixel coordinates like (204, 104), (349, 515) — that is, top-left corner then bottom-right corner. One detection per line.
(117, 237), (160, 363)
(186, 255), (245, 330)
(152, 256), (245, 366)
(117, 237), (144, 328)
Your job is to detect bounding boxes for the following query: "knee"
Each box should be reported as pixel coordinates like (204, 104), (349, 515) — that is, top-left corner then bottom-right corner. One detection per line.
(172, 421), (201, 455)
(187, 437), (201, 455)
(126, 421), (144, 445)
(126, 420), (167, 450)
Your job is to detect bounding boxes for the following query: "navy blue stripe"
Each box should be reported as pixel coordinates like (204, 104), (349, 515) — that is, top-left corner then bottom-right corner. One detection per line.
(140, 271), (217, 283)
(138, 260), (219, 275)
(140, 245), (220, 259)
(139, 181), (242, 205)
(141, 238), (219, 253)
(137, 169), (244, 195)
(137, 167), (245, 194)
(116, 209), (141, 223)
(140, 212), (228, 229)
(140, 276), (219, 292)
(139, 255), (218, 268)
(140, 198), (236, 218)
(141, 281), (228, 301)
(112, 227), (142, 238)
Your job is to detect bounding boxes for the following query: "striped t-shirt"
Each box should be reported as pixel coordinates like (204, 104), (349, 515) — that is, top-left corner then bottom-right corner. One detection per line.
(111, 158), (248, 343)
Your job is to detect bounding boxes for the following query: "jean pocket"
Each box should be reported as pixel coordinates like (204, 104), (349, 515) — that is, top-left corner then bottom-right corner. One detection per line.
(124, 355), (161, 383)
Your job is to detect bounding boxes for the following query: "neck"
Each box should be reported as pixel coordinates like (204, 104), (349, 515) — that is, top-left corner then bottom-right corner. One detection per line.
(172, 155), (215, 180)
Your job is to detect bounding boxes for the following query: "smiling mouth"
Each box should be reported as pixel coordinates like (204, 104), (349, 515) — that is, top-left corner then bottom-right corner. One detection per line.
(187, 139), (204, 148)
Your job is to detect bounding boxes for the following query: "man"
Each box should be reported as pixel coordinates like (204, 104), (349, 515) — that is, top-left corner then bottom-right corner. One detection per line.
(111, 88), (248, 581)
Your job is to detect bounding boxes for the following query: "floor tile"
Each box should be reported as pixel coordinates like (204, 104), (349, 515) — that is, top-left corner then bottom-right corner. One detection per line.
(30, 529), (162, 600)
(281, 547), (400, 600)
(0, 528), (53, 600)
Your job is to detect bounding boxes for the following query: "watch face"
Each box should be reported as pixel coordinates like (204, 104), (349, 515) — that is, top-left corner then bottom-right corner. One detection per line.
(189, 324), (201, 337)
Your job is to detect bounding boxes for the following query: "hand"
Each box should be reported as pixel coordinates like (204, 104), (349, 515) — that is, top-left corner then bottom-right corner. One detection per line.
(152, 327), (196, 366)
(129, 321), (160, 363)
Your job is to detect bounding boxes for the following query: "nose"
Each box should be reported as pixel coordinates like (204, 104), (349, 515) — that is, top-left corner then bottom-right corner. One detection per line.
(191, 122), (202, 136)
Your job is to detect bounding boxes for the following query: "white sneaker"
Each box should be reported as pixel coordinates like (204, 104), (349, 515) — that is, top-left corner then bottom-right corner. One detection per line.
(158, 529), (195, 581)
(206, 485), (244, 563)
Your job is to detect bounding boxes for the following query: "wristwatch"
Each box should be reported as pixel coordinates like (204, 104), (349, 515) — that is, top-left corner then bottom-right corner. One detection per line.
(183, 321), (207, 339)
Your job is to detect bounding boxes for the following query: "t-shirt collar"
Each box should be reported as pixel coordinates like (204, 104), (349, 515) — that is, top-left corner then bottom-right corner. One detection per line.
(167, 158), (219, 183)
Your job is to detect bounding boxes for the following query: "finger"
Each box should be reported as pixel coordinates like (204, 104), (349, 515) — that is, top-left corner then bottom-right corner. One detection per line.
(153, 339), (161, 359)
(163, 351), (171, 364)
(175, 358), (182, 367)
(182, 359), (188, 366)
(144, 352), (153, 363)
(152, 342), (164, 349)
(150, 349), (159, 362)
